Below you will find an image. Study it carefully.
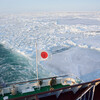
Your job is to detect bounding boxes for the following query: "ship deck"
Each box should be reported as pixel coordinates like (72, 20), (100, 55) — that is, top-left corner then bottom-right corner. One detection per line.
(0, 84), (69, 100)
(0, 76), (100, 100)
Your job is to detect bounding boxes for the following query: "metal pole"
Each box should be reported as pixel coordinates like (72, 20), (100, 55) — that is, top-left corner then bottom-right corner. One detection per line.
(35, 42), (39, 81)
(91, 85), (95, 100)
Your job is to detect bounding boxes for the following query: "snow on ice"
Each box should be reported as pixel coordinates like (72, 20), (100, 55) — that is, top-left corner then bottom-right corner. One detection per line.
(0, 12), (100, 83)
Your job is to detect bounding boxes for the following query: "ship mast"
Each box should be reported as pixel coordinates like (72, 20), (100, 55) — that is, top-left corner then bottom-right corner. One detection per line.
(35, 42), (39, 81)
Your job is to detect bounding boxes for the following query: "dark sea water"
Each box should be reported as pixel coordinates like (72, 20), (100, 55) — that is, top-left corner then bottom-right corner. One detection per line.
(0, 44), (50, 84)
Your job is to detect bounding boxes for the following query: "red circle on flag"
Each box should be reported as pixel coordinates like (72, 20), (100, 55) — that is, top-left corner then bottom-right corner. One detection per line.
(41, 51), (48, 59)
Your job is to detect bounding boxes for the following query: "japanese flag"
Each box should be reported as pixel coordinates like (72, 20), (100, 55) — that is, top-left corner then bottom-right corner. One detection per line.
(37, 50), (48, 61)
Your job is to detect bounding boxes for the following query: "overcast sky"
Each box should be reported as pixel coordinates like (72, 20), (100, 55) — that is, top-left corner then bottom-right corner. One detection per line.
(0, 0), (100, 13)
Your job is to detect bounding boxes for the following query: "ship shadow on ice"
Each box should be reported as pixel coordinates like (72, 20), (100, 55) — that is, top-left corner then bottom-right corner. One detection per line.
(80, 70), (100, 82)
(43, 46), (100, 83)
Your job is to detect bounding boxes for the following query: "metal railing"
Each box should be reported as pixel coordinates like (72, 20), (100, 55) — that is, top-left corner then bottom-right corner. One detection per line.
(3, 74), (81, 87)
(76, 85), (95, 100)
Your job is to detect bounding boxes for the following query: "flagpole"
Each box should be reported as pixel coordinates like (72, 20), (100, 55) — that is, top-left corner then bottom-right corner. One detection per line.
(35, 42), (39, 81)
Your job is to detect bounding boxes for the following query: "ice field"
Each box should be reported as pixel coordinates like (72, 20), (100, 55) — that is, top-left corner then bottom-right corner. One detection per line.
(0, 12), (100, 84)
